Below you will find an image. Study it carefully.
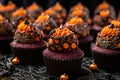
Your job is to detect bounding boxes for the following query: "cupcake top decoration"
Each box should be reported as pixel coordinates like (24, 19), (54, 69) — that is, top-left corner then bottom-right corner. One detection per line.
(48, 27), (78, 52)
(70, 3), (84, 12)
(65, 17), (90, 38)
(35, 14), (57, 35)
(27, 2), (40, 11)
(69, 3), (91, 24)
(0, 14), (13, 35)
(5, 1), (16, 11)
(70, 10), (83, 17)
(0, 14), (3, 22)
(35, 14), (49, 23)
(44, 8), (56, 16)
(99, 10), (110, 17)
(111, 20), (120, 28)
(14, 20), (41, 44)
(94, 1), (115, 16)
(97, 1), (110, 10)
(12, 7), (27, 17)
(52, 2), (67, 25)
(52, 2), (63, 12)
(93, 9), (115, 27)
(96, 22), (120, 49)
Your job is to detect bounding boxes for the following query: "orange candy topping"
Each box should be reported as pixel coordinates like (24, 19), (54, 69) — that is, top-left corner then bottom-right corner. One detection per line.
(100, 10), (109, 17)
(68, 17), (83, 24)
(27, 2), (39, 11)
(12, 8), (27, 17)
(35, 15), (49, 23)
(52, 28), (72, 37)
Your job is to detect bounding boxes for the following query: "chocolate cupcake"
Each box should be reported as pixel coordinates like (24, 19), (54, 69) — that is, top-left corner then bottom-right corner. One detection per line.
(0, 14), (13, 54)
(27, 2), (43, 20)
(94, 1), (115, 15)
(92, 10), (115, 41)
(4, 1), (16, 20)
(10, 20), (46, 65)
(64, 17), (93, 56)
(92, 20), (120, 72)
(44, 8), (62, 26)
(68, 2), (91, 25)
(52, 2), (67, 25)
(43, 27), (84, 78)
(10, 7), (27, 32)
(35, 14), (57, 40)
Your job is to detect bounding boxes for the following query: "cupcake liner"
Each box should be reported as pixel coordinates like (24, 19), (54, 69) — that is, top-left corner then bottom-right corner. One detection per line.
(0, 38), (12, 54)
(92, 46), (120, 72)
(11, 46), (46, 65)
(79, 35), (93, 57)
(43, 55), (83, 78)
(91, 25), (102, 42)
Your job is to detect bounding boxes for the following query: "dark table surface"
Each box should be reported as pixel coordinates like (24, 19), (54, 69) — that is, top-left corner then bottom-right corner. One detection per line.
(0, 54), (120, 80)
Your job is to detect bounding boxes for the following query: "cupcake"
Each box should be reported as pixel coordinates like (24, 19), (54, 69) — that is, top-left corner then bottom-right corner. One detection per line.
(52, 2), (67, 25)
(92, 9), (115, 41)
(27, 2), (43, 20)
(43, 27), (84, 78)
(10, 20), (46, 65)
(94, 1), (115, 15)
(44, 8), (61, 26)
(64, 17), (93, 56)
(92, 20), (120, 72)
(35, 14), (58, 39)
(4, 1), (16, 20)
(0, 14), (13, 54)
(68, 3), (91, 25)
(10, 7), (27, 32)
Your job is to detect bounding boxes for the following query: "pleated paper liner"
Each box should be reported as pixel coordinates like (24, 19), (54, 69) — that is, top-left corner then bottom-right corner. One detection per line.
(43, 48), (84, 79)
(79, 35), (93, 57)
(0, 36), (13, 54)
(92, 45), (120, 72)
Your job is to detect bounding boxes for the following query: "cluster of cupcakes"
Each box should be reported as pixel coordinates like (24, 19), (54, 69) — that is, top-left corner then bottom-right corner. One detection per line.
(0, 1), (120, 79)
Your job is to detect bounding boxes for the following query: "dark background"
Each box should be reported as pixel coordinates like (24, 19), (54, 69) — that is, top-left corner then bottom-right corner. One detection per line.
(0, 0), (119, 17)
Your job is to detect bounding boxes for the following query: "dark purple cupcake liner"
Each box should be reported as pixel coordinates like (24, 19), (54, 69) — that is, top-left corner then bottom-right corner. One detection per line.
(79, 35), (93, 57)
(43, 55), (83, 78)
(92, 46), (120, 72)
(11, 46), (46, 65)
(0, 37), (13, 54)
